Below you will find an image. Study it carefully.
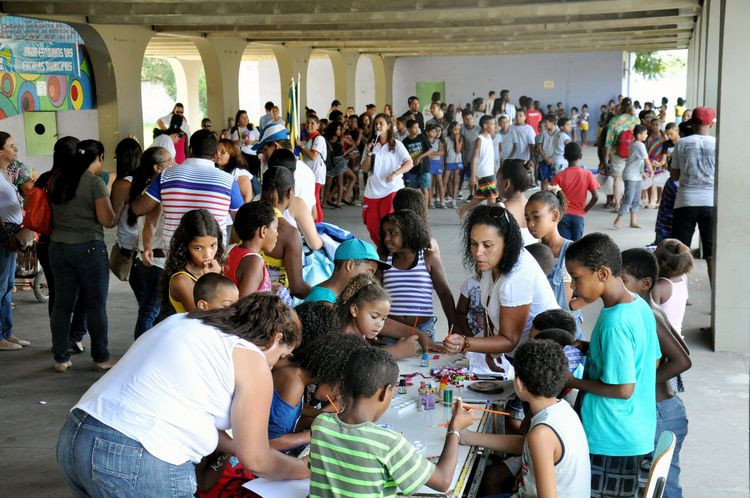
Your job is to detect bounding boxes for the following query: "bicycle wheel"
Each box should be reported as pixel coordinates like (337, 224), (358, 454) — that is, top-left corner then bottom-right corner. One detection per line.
(33, 270), (49, 303)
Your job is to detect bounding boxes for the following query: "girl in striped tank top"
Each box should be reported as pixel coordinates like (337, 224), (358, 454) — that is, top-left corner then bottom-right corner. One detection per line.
(379, 209), (455, 351)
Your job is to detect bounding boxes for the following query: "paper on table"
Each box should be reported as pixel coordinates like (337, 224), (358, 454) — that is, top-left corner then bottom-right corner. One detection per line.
(242, 477), (310, 497)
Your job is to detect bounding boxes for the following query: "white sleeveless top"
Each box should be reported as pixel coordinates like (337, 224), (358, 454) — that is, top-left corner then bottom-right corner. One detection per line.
(74, 314), (266, 465)
(516, 400), (591, 498)
(115, 177), (139, 250)
(657, 275), (688, 336)
(475, 134), (495, 178)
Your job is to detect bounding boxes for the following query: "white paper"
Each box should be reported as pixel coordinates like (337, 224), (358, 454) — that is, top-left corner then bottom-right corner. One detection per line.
(242, 478), (310, 497)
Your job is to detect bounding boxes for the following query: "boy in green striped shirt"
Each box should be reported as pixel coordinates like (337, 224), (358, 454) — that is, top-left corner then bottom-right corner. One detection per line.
(309, 347), (474, 497)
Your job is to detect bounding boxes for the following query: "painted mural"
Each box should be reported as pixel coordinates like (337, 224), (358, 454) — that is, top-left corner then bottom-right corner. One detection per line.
(0, 16), (95, 118)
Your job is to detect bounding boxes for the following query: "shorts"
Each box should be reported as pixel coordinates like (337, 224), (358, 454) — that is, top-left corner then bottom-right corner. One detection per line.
(538, 161), (555, 181)
(619, 180), (641, 214)
(445, 162), (462, 171)
(475, 175), (499, 199)
(326, 156), (348, 177)
(429, 157), (442, 175)
(610, 155), (627, 176)
(417, 316), (437, 340)
(410, 172), (432, 189)
(505, 395), (526, 421)
(590, 453), (648, 497)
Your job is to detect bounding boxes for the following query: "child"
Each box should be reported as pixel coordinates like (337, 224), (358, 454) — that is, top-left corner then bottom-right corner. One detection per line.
(537, 114), (558, 190)
(551, 117), (572, 173)
(614, 124), (653, 229)
(193, 273), (239, 311)
(580, 104), (590, 145)
(570, 106), (580, 143)
(442, 121), (463, 208)
(532, 328), (583, 375)
(620, 248), (692, 498)
(379, 209), (455, 351)
(644, 119), (667, 208)
(395, 116), (408, 141)
(223, 201), (278, 297)
(565, 233), (661, 497)
(508, 109), (536, 163)
(457, 115), (498, 220)
(401, 119), (432, 210)
(393, 186), (441, 255)
(525, 242), (554, 276)
(497, 159), (537, 246)
(299, 115), (327, 222)
(425, 124), (446, 208)
(309, 346), (476, 496)
(161, 208), (225, 317)
(652, 239), (694, 337)
(457, 340), (591, 497)
(550, 142), (600, 241)
(525, 189), (585, 338)
(459, 110), (480, 198)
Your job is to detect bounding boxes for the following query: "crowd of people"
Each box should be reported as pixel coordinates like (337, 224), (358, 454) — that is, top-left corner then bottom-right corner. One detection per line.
(0, 87), (716, 498)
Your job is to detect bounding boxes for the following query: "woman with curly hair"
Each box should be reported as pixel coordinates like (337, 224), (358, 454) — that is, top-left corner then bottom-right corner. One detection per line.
(58, 294), (310, 496)
(214, 138), (255, 241)
(160, 209), (225, 318)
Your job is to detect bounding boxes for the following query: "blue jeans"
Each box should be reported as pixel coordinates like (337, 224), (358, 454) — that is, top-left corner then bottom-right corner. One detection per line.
(0, 241), (16, 340)
(57, 409), (197, 497)
(37, 240), (88, 341)
(128, 258), (162, 339)
(655, 396), (688, 498)
(559, 214), (585, 241)
(619, 180), (641, 215)
(50, 240), (110, 363)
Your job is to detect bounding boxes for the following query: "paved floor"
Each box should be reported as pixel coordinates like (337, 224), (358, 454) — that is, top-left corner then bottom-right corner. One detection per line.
(1, 157), (748, 496)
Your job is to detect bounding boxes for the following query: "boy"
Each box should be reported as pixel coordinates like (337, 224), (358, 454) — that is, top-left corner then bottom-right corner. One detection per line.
(537, 114), (559, 190)
(457, 115), (498, 220)
(551, 142), (601, 241)
(401, 119), (433, 210)
(193, 273), (239, 310)
(565, 233), (661, 498)
(508, 109), (537, 164)
(309, 347), (475, 497)
(614, 124), (652, 230)
(395, 116), (408, 142)
(458, 340), (591, 497)
(425, 124), (446, 208)
(495, 115), (511, 171)
(551, 117), (572, 172)
(620, 248), (691, 498)
(459, 110), (480, 199)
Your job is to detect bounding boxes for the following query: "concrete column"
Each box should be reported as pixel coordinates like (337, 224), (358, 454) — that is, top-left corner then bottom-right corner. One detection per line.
(370, 55), (396, 109)
(703, 0), (721, 111)
(686, 35), (696, 106)
(329, 49), (359, 109)
(178, 59), (204, 133)
(272, 45), (312, 115)
(712, 0), (750, 353)
(194, 38), (247, 130)
(71, 24), (153, 159)
(696, 2), (708, 106)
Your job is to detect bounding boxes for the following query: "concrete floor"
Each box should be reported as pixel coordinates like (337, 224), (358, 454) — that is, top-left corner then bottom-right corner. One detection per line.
(1, 156), (748, 496)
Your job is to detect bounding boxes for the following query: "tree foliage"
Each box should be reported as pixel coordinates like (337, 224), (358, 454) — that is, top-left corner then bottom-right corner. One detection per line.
(141, 57), (176, 99)
(633, 52), (666, 80)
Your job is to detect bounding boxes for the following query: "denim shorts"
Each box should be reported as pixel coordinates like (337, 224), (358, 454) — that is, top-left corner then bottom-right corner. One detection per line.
(410, 172), (432, 189)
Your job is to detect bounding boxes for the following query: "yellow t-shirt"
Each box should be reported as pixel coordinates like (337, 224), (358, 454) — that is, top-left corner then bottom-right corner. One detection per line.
(261, 208), (289, 288)
(169, 270), (198, 313)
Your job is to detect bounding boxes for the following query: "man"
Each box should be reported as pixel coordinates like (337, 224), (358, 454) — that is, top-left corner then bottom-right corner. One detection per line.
(670, 106), (716, 284)
(365, 104), (377, 118)
(425, 102), (449, 135)
(401, 96), (424, 132)
(330, 99), (342, 114)
(486, 90), (497, 116)
(131, 130), (243, 247)
(259, 101), (275, 130)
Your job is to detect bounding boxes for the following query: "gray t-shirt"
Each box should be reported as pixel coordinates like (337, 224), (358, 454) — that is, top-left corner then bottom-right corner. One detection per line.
(623, 141), (647, 182)
(672, 134), (716, 208)
(461, 125), (481, 166)
(51, 171), (110, 244)
(509, 124), (536, 161)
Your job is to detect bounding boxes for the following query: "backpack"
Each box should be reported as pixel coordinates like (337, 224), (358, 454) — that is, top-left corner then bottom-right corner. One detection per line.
(616, 129), (635, 158)
(22, 186), (52, 235)
(322, 137), (334, 172)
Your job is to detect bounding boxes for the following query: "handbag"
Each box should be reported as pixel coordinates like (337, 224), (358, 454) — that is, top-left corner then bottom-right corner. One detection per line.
(7, 227), (35, 251)
(22, 186), (52, 235)
(109, 242), (135, 281)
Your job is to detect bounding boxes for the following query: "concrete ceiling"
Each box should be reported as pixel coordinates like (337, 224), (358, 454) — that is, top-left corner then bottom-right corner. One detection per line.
(1, 0), (700, 58)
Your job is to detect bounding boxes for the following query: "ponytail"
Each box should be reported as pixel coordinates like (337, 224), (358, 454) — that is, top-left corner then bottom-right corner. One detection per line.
(49, 139), (104, 205)
(528, 187), (568, 217)
(261, 166), (294, 207)
(335, 273), (390, 326)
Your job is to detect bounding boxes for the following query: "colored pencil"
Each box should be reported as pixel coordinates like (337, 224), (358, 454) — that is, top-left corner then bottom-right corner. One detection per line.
(462, 404), (510, 416)
(326, 395), (340, 414)
(410, 316), (419, 336)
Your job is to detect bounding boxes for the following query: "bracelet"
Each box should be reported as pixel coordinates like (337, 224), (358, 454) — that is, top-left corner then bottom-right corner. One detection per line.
(461, 336), (471, 353)
(447, 430), (461, 443)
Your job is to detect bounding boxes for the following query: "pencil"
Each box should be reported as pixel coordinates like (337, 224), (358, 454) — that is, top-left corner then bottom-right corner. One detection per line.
(462, 404), (510, 416)
(410, 316), (419, 336)
(326, 395), (340, 414)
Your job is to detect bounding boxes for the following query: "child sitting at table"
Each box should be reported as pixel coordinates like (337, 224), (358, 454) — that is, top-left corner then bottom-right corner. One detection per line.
(565, 233), (661, 497)
(458, 340), (591, 497)
(337, 273), (419, 359)
(193, 273), (239, 311)
(309, 347), (475, 496)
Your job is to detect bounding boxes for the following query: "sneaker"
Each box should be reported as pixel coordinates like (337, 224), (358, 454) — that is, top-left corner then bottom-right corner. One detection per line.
(53, 361), (72, 373)
(8, 335), (30, 346)
(429, 200), (435, 209)
(445, 196), (453, 203)
(0, 339), (22, 351)
(456, 192), (464, 200)
(436, 202), (446, 209)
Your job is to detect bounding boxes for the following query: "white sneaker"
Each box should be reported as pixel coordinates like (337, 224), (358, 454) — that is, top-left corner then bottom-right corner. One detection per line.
(456, 192), (464, 200)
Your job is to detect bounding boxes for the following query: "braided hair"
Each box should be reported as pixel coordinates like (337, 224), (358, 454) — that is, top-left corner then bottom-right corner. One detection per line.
(335, 273), (390, 328)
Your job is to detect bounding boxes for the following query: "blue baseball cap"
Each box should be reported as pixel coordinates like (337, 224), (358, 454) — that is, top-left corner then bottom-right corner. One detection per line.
(334, 239), (390, 268)
(252, 122), (290, 151)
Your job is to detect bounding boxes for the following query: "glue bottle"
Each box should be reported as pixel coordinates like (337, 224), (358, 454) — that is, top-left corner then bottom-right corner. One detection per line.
(421, 352), (430, 368)
(439, 376), (447, 397)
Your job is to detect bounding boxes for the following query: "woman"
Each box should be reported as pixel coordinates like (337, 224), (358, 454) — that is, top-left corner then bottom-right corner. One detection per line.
(215, 138), (255, 242)
(261, 166), (310, 299)
(57, 294), (309, 496)
(0, 132), (30, 350)
(34, 137), (88, 353)
(323, 121), (356, 208)
(48, 140), (116, 372)
(151, 114), (183, 162)
(124, 147), (174, 338)
(229, 109), (261, 180)
(361, 113), (413, 245)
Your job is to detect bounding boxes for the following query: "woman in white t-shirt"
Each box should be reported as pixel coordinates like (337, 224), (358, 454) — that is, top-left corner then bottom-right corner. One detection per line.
(361, 113), (414, 245)
(230, 110), (261, 180)
(57, 294), (309, 496)
(215, 139), (255, 242)
(299, 115), (327, 222)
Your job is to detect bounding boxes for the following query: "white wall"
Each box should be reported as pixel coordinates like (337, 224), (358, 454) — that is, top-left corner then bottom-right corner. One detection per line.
(306, 56), (335, 116)
(392, 51), (625, 126)
(355, 56), (375, 114)
(239, 59), (282, 126)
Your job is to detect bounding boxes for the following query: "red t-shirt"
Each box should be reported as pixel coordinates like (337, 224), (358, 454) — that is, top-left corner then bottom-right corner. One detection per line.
(550, 166), (601, 217)
(526, 109), (543, 135)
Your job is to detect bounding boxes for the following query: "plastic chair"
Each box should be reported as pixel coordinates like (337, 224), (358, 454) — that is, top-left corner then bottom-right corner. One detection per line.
(643, 431), (676, 498)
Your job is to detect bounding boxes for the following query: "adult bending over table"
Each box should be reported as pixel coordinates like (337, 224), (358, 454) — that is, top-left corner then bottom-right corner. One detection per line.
(443, 205), (558, 429)
(57, 294), (309, 497)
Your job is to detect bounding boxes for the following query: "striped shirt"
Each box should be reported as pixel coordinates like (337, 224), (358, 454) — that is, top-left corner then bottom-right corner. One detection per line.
(309, 413), (435, 497)
(382, 250), (434, 317)
(145, 158), (243, 246)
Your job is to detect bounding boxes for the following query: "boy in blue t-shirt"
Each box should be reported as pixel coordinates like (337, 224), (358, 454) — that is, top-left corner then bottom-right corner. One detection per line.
(565, 233), (661, 497)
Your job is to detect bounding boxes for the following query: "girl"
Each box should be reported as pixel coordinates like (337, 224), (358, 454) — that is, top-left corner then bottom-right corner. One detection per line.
(644, 119), (668, 208)
(614, 124), (652, 230)
(426, 124), (446, 208)
(361, 113), (414, 245)
(323, 121), (356, 208)
(580, 104), (590, 145)
(379, 209), (455, 350)
(224, 201), (278, 297)
(442, 121), (463, 208)
(229, 109), (261, 178)
(336, 272), (419, 359)
(161, 209), (224, 316)
(110, 138), (143, 257)
(215, 138), (254, 242)
(299, 115), (326, 222)
(497, 159), (537, 246)
(260, 166), (310, 299)
(524, 189), (585, 339)
(652, 238), (694, 337)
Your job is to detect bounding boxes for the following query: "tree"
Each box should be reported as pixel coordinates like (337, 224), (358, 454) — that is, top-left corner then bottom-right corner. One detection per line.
(633, 52), (666, 80)
(141, 57), (176, 99)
